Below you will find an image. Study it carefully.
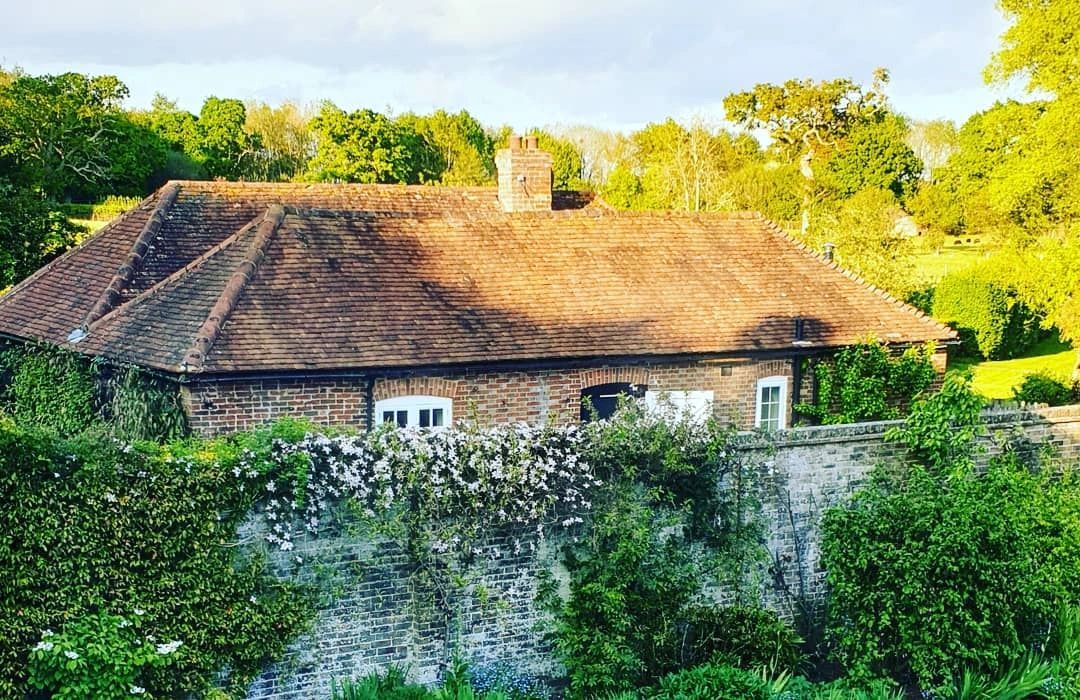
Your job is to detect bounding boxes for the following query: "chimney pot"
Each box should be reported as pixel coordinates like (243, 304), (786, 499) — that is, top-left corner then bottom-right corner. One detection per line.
(525, 135), (539, 150)
(508, 135), (522, 150)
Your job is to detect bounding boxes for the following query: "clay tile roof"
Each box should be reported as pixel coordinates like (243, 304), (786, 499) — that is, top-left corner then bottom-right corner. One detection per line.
(0, 181), (955, 375)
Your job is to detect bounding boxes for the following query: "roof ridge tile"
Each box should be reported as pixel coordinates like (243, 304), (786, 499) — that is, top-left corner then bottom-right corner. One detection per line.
(84, 212), (263, 335)
(179, 204), (285, 373)
(76, 183), (180, 335)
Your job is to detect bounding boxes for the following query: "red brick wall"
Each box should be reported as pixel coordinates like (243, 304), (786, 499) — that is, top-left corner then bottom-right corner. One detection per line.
(184, 358), (797, 436)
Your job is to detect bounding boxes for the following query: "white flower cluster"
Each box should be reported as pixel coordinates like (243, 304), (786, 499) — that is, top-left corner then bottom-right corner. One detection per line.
(249, 423), (599, 557)
(155, 640), (183, 655)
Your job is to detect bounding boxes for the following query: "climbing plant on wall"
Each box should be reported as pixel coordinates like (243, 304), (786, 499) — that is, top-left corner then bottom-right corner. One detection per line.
(0, 342), (188, 440)
(795, 340), (937, 425)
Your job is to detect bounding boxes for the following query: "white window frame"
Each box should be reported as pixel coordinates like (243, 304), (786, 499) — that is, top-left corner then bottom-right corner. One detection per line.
(374, 395), (452, 429)
(755, 376), (788, 430)
(644, 390), (714, 424)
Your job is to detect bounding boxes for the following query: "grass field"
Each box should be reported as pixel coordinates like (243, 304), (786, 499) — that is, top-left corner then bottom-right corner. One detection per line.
(912, 241), (988, 284)
(948, 336), (1077, 399)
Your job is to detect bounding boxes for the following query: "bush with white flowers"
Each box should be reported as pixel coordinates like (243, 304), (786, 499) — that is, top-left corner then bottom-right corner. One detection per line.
(26, 610), (181, 700)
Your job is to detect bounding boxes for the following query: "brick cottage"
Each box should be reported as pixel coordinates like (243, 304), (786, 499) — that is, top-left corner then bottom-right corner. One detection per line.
(0, 137), (955, 435)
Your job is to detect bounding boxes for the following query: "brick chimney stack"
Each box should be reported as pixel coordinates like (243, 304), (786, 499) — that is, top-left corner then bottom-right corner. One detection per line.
(495, 135), (553, 212)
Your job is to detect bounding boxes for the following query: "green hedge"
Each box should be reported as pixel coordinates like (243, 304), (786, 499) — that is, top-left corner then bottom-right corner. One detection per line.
(59, 195), (142, 222)
(931, 266), (1043, 360)
(0, 421), (313, 697)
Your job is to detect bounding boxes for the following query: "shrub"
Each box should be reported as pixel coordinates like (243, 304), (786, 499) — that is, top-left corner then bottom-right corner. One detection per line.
(548, 403), (762, 698)
(773, 676), (904, 700)
(650, 663), (769, 700)
(26, 610), (181, 700)
(824, 373), (1080, 690)
(1013, 371), (1080, 406)
(681, 605), (802, 672)
(931, 266), (1042, 359)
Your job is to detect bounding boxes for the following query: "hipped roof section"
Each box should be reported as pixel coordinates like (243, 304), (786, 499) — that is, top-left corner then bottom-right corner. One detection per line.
(0, 180), (955, 375)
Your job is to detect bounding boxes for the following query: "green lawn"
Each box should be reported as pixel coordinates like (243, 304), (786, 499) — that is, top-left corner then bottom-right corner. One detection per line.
(948, 336), (1077, 399)
(912, 241), (988, 284)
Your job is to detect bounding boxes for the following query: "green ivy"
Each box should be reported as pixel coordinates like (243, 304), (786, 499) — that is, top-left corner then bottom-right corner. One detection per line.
(795, 341), (937, 425)
(0, 420), (313, 697)
(0, 342), (189, 440)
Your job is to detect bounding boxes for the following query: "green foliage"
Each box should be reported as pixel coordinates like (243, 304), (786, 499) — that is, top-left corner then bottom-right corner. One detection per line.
(195, 97), (256, 180)
(535, 131), (587, 190)
(987, 0), (1080, 98)
(824, 382), (1080, 690)
(329, 661), (537, 700)
(772, 675), (904, 700)
(723, 73), (890, 160)
(0, 343), (188, 440)
(1012, 371), (1080, 406)
(26, 610), (180, 699)
(549, 404), (763, 698)
(0, 179), (79, 289)
(650, 662), (769, 700)
(804, 188), (918, 298)
(0, 421), (313, 697)
(681, 605), (802, 672)
(941, 654), (1056, 700)
(933, 264), (1043, 360)
(795, 341), (937, 425)
(306, 103), (438, 184)
(0, 71), (133, 200)
(1046, 605), (1080, 698)
(883, 370), (985, 474)
(58, 194), (141, 221)
(1, 342), (99, 434)
(821, 115), (922, 200)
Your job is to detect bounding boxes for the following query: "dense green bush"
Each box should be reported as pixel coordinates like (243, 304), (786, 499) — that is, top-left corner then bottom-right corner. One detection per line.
(822, 374), (1080, 690)
(1013, 371), (1080, 406)
(681, 605), (802, 672)
(795, 341), (937, 425)
(0, 420), (312, 697)
(650, 662), (769, 700)
(931, 266), (1043, 359)
(26, 610), (181, 699)
(329, 661), (543, 700)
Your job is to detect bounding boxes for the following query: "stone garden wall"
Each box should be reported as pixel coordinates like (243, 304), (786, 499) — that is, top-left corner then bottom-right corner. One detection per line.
(245, 405), (1080, 699)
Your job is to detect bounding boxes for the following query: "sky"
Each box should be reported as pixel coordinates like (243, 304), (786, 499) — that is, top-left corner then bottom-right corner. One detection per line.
(0, 0), (1028, 132)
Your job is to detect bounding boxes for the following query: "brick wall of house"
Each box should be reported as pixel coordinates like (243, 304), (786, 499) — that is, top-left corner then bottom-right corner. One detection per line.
(183, 358), (797, 436)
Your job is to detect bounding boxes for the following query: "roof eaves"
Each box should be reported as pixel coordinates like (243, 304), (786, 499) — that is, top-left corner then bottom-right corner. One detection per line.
(70, 182), (181, 340)
(179, 204), (286, 374)
(753, 213), (959, 341)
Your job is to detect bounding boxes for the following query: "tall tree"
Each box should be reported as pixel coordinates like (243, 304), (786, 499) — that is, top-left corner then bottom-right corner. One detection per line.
(305, 104), (437, 184)
(244, 101), (315, 182)
(401, 109), (494, 186)
(724, 70), (891, 231)
(821, 114), (923, 200)
(195, 97), (256, 180)
(0, 72), (130, 200)
(905, 119), (959, 178)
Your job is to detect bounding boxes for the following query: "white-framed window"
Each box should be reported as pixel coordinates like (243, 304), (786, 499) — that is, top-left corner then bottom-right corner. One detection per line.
(644, 390), (714, 423)
(755, 376), (787, 431)
(375, 395), (452, 429)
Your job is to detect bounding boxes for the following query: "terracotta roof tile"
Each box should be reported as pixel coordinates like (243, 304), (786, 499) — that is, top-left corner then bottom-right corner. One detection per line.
(0, 181), (955, 374)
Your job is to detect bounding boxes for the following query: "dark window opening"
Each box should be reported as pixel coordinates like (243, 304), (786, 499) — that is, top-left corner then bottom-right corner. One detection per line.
(580, 382), (646, 422)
